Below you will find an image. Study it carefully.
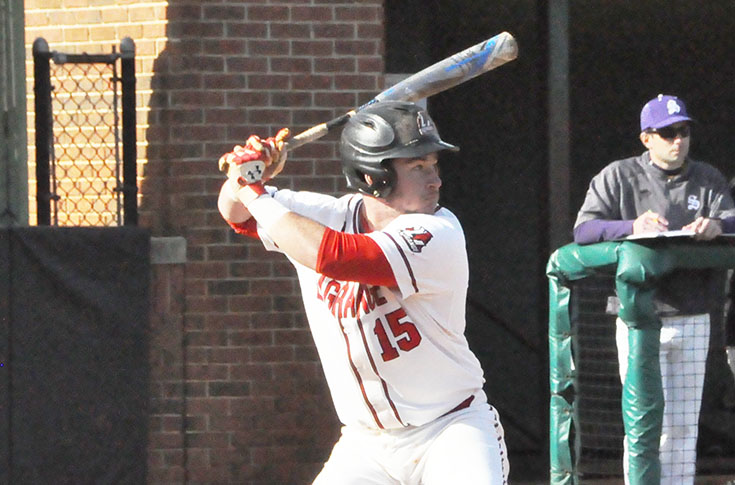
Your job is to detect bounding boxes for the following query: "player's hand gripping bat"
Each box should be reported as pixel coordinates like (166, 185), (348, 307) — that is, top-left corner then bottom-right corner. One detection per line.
(285, 31), (518, 151)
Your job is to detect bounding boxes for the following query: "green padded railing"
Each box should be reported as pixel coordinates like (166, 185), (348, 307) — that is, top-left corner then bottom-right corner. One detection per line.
(547, 239), (735, 485)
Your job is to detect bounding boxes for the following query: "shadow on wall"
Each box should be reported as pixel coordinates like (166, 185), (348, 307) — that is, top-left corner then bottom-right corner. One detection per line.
(140, 4), (340, 483)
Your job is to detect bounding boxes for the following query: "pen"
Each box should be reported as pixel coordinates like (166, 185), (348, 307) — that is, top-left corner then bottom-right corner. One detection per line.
(647, 209), (658, 223)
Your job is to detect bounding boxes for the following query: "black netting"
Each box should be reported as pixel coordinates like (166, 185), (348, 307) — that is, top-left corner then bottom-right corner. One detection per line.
(570, 275), (625, 480)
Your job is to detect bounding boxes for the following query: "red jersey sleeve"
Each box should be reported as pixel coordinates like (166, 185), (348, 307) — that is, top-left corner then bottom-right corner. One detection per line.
(316, 227), (397, 287)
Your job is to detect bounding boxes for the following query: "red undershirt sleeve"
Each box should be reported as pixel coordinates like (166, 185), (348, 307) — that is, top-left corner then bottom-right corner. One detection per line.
(316, 227), (397, 287)
(227, 218), (260, 239)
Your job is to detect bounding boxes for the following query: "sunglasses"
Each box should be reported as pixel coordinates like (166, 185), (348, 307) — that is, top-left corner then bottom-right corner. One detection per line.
(647, 125), (691, 140)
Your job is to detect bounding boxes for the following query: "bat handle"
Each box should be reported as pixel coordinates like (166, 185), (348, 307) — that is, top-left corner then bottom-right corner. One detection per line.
(285, 111), (355, 151)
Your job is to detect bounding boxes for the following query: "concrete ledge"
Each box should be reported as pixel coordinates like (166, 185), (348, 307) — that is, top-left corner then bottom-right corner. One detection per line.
(150, 236), (187, 264)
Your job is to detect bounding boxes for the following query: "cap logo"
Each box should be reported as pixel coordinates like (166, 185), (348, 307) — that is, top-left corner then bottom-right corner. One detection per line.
(667, 99), (681, 115)
(416, 111), (436, 136)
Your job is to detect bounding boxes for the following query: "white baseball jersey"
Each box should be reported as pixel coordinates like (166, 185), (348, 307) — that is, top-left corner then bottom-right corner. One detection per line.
(257, 189), (486, 430)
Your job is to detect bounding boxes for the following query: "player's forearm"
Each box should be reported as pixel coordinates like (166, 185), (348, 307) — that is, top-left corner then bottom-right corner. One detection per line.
(263, 211), (324, 269)
(220, 181), (323, 268)
(218, 180), (252, 223)
(243, 193), (322, 269)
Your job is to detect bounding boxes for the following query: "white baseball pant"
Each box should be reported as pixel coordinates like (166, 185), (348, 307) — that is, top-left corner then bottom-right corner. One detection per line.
(616, 314), (710, 485)
(312, 394), (509, 485)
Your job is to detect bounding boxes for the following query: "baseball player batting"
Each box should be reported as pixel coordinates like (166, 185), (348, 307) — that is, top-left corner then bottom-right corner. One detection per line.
(217, 101), (509, 484)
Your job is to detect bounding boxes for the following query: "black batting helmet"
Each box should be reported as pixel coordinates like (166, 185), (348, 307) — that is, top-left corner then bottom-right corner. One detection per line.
(339, 101), (458, 198)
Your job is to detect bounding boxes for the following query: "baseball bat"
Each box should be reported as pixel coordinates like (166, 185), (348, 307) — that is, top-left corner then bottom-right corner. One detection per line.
(285, 31), (518, 151)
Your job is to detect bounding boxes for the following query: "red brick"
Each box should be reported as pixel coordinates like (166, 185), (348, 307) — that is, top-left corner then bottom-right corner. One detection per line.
(248, 39), (290, 56)
(187, 398), (230, 416)
(187, 466), (231, 482)
(150, 432), (185, 449)
(274, 329), (312, 345)
(291, 73), (333, 90)
(225, 22), (268, 38)
(229, 261), (274, 278)
(251, 312), (298, 330)
(186, 364), (230, 380)
(243, 107), (291, 124)
(335, 73), (380, 91)
(270, 22), (311, 39)
(209, 347), (252, 364)
(208, 244), (250, 261)
(228, 330), (275, 346)
(230, 363), (275, 381)
(186, 295), (229, 314)
(270, 56), (313, 74)
(336, 5), (381, 21)
(209, 381), (251, 397)
(315, 57), (356, 73)
(204, 108), (248, 125)
(292, 40), (335, 56)
(203, 39), (247, 56)
(290, 109), (338, 126)
(358, 56), (384, 73)
(248, 5), (290, 22)
(313, 23), (356, 39)
(225, 56), (269, 73)
(186, 261), (228, 279)
(249, 278), (294, 296)
(251, 345), (295, 363)
(147, 466), (186, 483)
(203, 4), (246, 21)
(292, 6), (333, 21)
(358, 22), (384, 39)
(187, 330), (229, 347)
(268, 91), (312, 108)
(166, 5), (203, 20)
(292, 176), (339, 193)
(247, 74), (290, 90)
(337, 40), (382, 56)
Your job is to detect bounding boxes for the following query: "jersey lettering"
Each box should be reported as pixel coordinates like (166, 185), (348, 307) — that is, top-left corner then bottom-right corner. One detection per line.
(374, 317), (400, 361)
(374, 309), (422, 362)
(317, 275), (387, 319)
(386, 308), (422, 352)
(316, 276), (422, 362)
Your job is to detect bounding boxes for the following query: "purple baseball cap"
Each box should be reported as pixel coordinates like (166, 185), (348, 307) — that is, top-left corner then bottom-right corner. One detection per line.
(640, 94), (694, 131)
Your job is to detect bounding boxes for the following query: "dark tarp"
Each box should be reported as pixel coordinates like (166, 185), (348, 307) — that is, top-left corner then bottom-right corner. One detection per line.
(0, 227), (150, 484)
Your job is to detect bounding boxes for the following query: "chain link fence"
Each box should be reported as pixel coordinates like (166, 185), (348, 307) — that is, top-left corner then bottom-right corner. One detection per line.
(32, 37), (137, 226)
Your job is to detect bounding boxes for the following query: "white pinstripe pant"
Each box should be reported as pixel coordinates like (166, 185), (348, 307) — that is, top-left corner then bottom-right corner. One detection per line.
(616, 314), (710, 485)
(312, 396), (509, 485)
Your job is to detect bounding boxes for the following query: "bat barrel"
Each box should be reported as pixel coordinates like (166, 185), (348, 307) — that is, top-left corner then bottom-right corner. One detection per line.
(374, 31), (518, 103)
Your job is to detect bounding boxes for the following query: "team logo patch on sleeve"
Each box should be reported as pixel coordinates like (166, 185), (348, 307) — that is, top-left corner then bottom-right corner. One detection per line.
(399, 226), (433, 253)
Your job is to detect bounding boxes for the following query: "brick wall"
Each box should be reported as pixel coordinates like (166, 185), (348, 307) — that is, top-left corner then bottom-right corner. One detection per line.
(24, 1), (385, 483)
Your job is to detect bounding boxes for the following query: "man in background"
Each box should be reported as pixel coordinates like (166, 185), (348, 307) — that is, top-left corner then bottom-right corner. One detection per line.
(574, 94), (735, 484)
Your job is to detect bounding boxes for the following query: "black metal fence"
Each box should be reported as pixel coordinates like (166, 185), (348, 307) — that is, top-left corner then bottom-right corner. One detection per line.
(32, 37), (137, 226)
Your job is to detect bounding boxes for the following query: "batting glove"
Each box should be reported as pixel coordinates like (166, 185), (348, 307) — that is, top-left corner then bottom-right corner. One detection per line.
(218, 128), (290, 187)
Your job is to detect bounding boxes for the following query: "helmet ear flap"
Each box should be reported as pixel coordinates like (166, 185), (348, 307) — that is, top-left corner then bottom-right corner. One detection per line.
(366, 163), (395, 198)
(344, 162), (394, 198)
